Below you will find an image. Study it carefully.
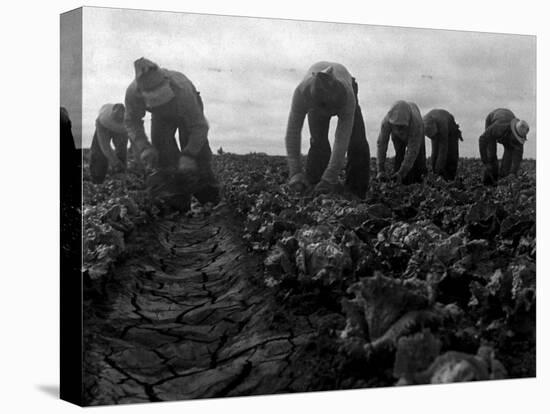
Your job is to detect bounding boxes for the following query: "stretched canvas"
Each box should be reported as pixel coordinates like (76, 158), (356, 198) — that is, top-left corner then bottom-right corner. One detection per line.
(60, 6), (536, 406)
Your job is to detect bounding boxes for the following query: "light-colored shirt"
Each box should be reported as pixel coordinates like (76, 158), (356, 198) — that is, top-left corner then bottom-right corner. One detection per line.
(124, 69), (209, 158)
(284, 61), (356, 184)
(96, 104), (127, 163)
(377, 101), (424, 177)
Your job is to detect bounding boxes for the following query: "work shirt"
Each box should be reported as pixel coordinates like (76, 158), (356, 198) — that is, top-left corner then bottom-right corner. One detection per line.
(377, 101), (424, 177)
(479, 108), (524, 177)
(423, 109), (462, 174)
(480, 108), (522, 151)
(96, 104), (128, 164)
(124, 69), (209, 158)
(284, 61), (356, 184)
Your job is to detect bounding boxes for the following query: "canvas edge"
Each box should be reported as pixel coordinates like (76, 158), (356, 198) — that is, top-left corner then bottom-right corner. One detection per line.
(60, 6), (84, 407)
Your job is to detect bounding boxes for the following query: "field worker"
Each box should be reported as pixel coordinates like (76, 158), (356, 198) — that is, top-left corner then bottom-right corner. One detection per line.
(124, 57), (220, 205)
(284, 62), (370, 199)
(479, 108), (529, 185)
(423, 109), (463, 181)
(60, 106), (80, 178)
(377, 101), (427, 184)
(89, 103), (129, 184)
(60, 107), (76, 156)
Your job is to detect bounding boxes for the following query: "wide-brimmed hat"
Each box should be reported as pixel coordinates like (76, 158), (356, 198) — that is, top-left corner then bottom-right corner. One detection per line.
(511, 119), (529, 145)
(388, 101), (411, 126)
(134, 57), (175, 108)
(97, 103), (126, 134)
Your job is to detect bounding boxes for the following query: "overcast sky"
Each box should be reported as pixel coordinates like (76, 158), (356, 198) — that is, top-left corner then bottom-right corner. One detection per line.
(79, 7), (536, 158)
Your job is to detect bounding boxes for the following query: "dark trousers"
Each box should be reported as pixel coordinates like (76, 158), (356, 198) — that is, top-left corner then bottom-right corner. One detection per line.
(392, 136), (427, 185)
(150, 113), (219, 204)
(431, 129), (460, 181)
(480, 134), (498, 185)
(89, 130), (128, 184)
(480, 136), (523, 185)
(500, 144), (523, 178)
(304, 81), (370, 198)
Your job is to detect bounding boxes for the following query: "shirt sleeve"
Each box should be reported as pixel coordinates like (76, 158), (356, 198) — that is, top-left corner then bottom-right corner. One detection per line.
(479, 128), (498, 166)
(376, 114), (391, 173)
(123, 84), (151, 155)
(284, 86), (307, 178)
(322, 102), (355, 184)
(398, 105), (424, 177)
(510, 145), (524, 175)
(482, 121), (509, 144)
(434, 119), (449, 174)
(96, 121), (118, 163)
(179, 89), (210, 158)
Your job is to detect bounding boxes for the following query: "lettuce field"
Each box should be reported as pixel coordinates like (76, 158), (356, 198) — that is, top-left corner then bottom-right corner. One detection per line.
(82, 151), (536, 404)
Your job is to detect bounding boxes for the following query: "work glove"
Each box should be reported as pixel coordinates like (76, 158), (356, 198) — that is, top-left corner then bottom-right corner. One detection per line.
(140, 147), (159, 169)
(110, 157), (125, 173)
(288, 172), (310, 194)
(313, 179), (337, 196)
(178, 155), (199, 172)
(376, 171), (389, 182)
(391, 171), (403, 184)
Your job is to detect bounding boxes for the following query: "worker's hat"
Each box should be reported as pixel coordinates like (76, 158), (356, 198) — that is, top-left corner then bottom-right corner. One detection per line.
(511, 119), (529, 145)
(134, 57), (175, 108)
(97, 103), (126, 134)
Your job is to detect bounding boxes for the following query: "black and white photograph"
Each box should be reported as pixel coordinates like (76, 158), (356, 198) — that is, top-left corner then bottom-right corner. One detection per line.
(6, 0), (550, 411)
(57, 5), (540, 407)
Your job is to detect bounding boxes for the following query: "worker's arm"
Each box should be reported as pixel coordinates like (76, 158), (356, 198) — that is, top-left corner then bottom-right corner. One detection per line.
(123, 83), (152, 155)
(179, 90), (210, 158)
(397, 107), (424, 177)
(510, 145), (524, 176)
(479, 122), (509, 165)
(434, 119), (449, 175)
(479, 128), (499, 182)
(376, 115), (391, 174)
(284, 86), (307, 178)
(322, 105), (355, 184)
(96, 122), (120, 167)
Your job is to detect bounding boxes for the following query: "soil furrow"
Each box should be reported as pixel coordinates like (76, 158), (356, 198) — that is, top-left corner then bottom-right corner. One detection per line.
(83, 206), (321, 404)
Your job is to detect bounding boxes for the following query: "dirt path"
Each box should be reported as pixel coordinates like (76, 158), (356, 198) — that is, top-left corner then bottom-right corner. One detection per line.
(83, 206), (326, 405)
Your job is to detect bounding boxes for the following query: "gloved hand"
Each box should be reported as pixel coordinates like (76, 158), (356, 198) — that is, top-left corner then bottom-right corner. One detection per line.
(313, 179), (336, 196)
(288, 172), (310, 194)
(140, 147), (159, 169)
(391, 171), (403, 184)
(376, 171), (389, 181)
(110, 157), (126, 173)
(178, 155), (198, 172)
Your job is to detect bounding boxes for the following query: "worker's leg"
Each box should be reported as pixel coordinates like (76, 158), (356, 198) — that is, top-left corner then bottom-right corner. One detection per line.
(345, 100), (370, 199)
(89, 129), (109, 184)
(305, 109), (331, 185)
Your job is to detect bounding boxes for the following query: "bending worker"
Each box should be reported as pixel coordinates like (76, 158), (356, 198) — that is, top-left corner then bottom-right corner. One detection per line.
(124, 57), (220, 205)
(89, 103), (128, 184)
(377, 100), (427, 184)
(479, 108), (529, 185)
(423, 108), (463, 181)
(284, 61), (370, 199)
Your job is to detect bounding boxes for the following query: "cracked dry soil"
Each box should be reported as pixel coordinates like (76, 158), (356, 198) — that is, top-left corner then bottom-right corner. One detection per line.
(83, 206), (332, 405)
